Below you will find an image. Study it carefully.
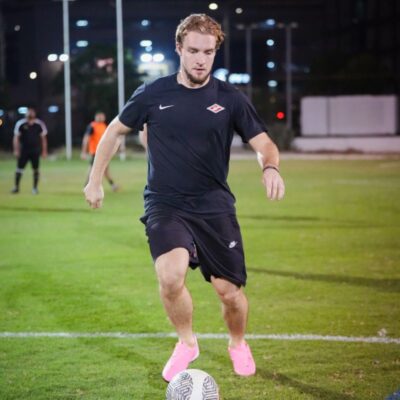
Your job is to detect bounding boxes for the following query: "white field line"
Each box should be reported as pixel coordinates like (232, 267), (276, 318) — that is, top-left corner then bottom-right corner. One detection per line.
(0, 332), (399, 344)
(230, 152), (398, 161)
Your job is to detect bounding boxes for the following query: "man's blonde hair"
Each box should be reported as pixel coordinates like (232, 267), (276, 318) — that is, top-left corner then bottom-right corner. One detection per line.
(175, 14), (225, 49)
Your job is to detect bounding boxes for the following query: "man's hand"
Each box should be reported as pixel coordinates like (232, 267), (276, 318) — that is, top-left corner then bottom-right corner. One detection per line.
(13, 149), (20, 158)
(262, 168), (285, 201)
(80, 152), (88, 160)
(84, 183), (104, 209)
(41, 150), (48, 159)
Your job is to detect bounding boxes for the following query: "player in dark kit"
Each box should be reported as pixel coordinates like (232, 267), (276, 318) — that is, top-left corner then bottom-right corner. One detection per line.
(84, 14), (285, 381)
(11, 107), (48, 194)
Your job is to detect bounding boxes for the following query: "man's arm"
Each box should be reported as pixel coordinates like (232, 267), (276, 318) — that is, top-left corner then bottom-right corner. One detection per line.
(81, 124), (94, 159)
(13, 135), (20, 157)
(38, 121), (48, 158)
(81, 134), (90, 159)
(248, 132), (285, 201)
(84, 117), (131, 208)
(41, 135), (48, 158)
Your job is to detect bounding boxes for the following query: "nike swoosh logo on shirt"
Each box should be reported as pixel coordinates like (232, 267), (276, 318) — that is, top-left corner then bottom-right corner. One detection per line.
(159, 104), (175, 110)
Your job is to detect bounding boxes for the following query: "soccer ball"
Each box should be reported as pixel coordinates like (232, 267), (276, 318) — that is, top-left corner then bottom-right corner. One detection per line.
(166, 369), (219, 400)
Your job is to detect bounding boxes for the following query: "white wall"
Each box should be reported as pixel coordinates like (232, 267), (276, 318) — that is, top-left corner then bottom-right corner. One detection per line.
(301, 97), (329, 135)
(292, 136), (400, 153)
(301, 95), (398, 136)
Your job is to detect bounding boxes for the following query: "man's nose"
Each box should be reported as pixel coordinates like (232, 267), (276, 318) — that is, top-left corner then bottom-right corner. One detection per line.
(195, 54), (206, 65)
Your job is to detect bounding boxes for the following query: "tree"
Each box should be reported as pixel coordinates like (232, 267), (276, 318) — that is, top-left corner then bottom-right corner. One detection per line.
(52, 44), (143, 139)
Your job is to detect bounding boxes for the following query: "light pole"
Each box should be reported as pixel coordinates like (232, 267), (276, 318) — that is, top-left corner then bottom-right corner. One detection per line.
(223, 9), (230, 72)
(236, 23), (258, 101)
(62, 0), (72, 160)
(237, 20), (298, 130)
(277, 22), (298, 130)
(54, 0), (74, 160)
(116, 0), (125, 114)
(115, 0), (126, 160)
(56, 0), (127, 160)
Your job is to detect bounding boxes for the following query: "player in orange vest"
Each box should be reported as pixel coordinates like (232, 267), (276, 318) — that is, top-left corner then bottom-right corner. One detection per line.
(81, 111), (118, 191)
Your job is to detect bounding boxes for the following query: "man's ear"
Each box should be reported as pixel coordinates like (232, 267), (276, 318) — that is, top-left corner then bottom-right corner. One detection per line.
(175, 42), (182, 56)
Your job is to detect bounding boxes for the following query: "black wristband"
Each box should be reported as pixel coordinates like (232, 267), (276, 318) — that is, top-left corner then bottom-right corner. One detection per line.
(262, 165), (280, 173)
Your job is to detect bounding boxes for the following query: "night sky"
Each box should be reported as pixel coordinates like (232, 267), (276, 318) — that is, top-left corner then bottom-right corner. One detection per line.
(0, 0), (398, 147)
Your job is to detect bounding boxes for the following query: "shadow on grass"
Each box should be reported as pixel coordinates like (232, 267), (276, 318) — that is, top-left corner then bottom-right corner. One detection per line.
(247, 268), (400, 293)
(239, 215), (324, 222)
(256, 367), (357, 400)
(0, 206), (89, 213)
(238, 214), (383, 229)
(105, 339), (169, 396)
(204, 347), (356, 400)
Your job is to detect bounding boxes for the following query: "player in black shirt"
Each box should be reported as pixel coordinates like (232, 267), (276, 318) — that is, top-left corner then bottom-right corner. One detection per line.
(11, 107), (48, 194)
(84, 14), (285, 381)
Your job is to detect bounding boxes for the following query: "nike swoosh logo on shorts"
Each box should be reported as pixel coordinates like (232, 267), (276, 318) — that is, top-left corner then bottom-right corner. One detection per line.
(159, 104), (174, 110)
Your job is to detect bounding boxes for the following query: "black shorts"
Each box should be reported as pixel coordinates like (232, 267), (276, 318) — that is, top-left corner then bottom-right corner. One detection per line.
(17, 152), (40, 170)
(142, 209), (247, 287)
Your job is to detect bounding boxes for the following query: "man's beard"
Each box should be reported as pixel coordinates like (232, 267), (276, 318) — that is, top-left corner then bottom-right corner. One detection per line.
(182, 65), (211, 85)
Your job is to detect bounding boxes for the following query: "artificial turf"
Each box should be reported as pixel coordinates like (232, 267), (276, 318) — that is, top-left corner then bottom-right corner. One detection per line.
(0, 153), (399, 399)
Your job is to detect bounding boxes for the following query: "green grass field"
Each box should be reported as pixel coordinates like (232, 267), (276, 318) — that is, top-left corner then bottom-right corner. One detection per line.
(0, 153), (399, 400)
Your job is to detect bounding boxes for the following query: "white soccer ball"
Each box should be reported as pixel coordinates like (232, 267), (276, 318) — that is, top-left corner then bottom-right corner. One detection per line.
(166, 369), (219, 400)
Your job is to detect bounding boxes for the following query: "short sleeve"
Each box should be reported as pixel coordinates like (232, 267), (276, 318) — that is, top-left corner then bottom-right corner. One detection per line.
(38, 120), (48, 136)
(85, 123), (94, 136)
(233, 90), (267, 143)
(118, 83), (149, 130)
(14, 120), (24, 136)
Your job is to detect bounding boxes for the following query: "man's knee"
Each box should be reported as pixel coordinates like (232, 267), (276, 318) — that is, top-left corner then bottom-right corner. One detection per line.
(155, 248), (188, 299)
(212, 277), (243, 307)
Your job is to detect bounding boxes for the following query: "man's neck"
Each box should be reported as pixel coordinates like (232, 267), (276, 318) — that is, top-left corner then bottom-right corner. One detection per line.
(177, 70), (210, 89)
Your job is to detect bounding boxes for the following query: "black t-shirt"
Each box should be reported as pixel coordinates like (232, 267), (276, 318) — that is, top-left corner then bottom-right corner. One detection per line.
(119, 73), (266, 216)
(14, 118), (47, 153)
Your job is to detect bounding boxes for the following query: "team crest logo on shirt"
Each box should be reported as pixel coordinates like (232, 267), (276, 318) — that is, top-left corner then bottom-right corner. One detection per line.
(207, 103), (225, 114)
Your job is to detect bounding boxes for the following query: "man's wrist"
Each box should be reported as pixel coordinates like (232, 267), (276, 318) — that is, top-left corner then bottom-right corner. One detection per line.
(88, 176), (102, 186)
(262, 164), (280, 173)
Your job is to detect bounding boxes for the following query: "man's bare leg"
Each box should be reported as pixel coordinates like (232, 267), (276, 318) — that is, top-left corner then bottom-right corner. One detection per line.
(211, 276), (255, 376)
(155, 247), (196, 347)
(211, 276), (248, 347)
